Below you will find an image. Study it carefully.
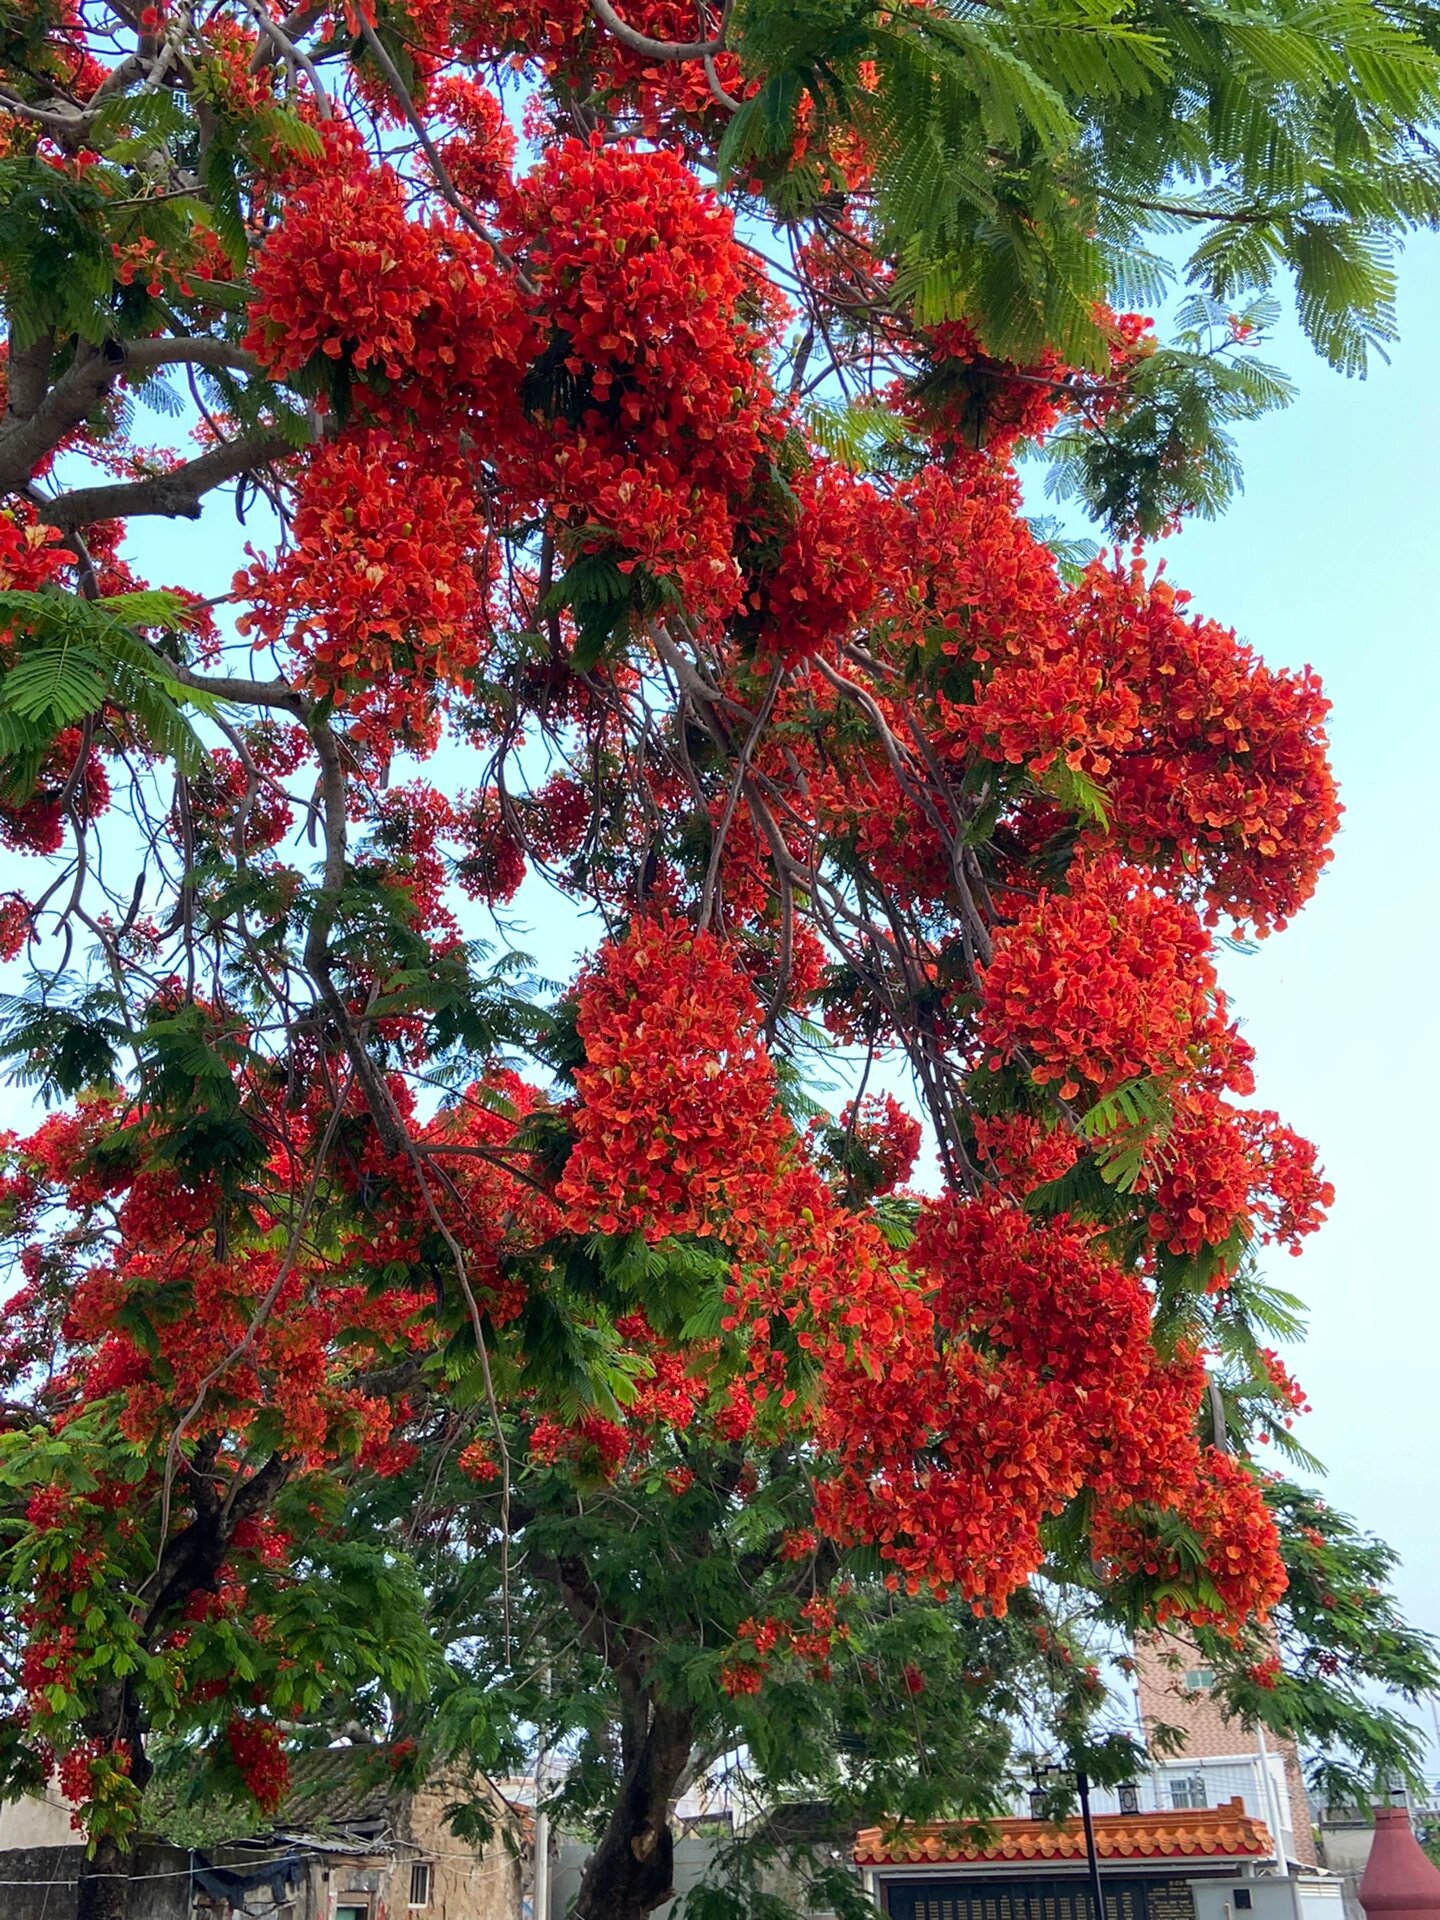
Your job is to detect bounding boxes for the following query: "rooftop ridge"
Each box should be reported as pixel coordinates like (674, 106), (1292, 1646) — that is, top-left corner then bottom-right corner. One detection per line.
(855, 1798), (1275, 1867)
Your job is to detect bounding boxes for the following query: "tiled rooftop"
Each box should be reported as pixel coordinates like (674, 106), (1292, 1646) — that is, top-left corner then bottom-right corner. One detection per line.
(855, 1798), (1273, 1867)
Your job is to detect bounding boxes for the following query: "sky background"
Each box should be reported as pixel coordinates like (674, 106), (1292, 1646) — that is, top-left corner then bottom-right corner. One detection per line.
(1120, 235), (1440, 1768)
(4, 222), (1438, 1770)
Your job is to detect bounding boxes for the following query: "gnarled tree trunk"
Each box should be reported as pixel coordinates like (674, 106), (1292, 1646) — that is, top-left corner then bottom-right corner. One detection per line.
(76, 1834), (133, 1920)
(572, 1701), (696, 1920)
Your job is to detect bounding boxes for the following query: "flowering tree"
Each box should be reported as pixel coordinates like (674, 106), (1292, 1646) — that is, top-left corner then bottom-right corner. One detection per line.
(3, 0), (1440, 1914)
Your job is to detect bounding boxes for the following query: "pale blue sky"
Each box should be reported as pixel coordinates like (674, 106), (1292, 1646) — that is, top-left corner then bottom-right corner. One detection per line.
(1130, 237), (1440, 1736)
(4, 226), (1437, 1762)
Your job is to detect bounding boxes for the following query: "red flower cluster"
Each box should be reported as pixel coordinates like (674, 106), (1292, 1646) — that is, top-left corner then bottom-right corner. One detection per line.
(837, 1093), (923, 1195)
(0, 893), (31, 959)
(964, 557), (1339, 930)
(753, 462), (884, 665)
(557, 913), (789, 1242)
(1092, 1450), (1287, 1632)
(1258, 1348), (1310, 1418)
(0, 505), (67, 591)
(237, 431), (496, 753)
(0, 728), (111, 855)
(814, 1195), (1227, 1607)
(721, 1596), (846, 1695)
(453, 788), (528, 903)
(978, 858), (1248, 1100)
(1144, 1094), (1332, 1263)
(432, 75), (517, 206)
(918, 318), (1071, 459)
(245, 137), (532, 431)
(226, 1717), (290, 1813)
(907, 307), (1153, 464)
(452, 0), (745, 134)
(504, 139), (777, 622)
(1065, 561), (1340, 929)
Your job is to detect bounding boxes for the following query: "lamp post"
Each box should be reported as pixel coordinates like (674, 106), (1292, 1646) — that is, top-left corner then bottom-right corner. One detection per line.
(1032, 1765), (1109, 1920)
(1077, 1770), (1108, 1920)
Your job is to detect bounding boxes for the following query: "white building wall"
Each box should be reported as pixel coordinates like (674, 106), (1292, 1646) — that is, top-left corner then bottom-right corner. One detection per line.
(0, 1785), (80, 1849)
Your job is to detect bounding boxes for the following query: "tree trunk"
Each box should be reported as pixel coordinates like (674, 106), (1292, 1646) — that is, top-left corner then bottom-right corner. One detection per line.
(76, 1834), (133, 1920)
(572, 1703), (695, 1920)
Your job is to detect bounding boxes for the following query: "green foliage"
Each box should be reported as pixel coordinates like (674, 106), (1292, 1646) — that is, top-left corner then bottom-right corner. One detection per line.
(728, 0), (1440, 382)
(0, 1415), (440, 1816)
(125, 998), (270, 1187)
(0, 145), (209, 349)
(377, 943), (547, 1085)
(1076, 1074), (1174, 1193)
(484, 1230), (736, 1426)
(1185, 1480), (1440, 1808)
(187, 70), (325, 269)
(1021, 1150), (1132, 1226)
(0, 979), (128, 1101)
(1036, 759), (1111, 831)
(137, 1785), (264, 1850)
(1045, 294), (1298, 536)
(0, 155), (122, 350)
(1024, 517), (1102, 585)
(802, 399), (913, 471)
(199, 132), (247, 271)
(541, 547), (637, 672)
(0, 587), (213, 796)
(0, 0), (69, 81)
(1205, 1266), (1323, 1468)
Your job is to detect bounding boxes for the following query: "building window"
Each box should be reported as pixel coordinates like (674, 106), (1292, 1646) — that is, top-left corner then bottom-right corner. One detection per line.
(1169, 1775), (1210, 1811)
(1183, 1667), (1216, 1691)
(410, 1861), (433, 1908)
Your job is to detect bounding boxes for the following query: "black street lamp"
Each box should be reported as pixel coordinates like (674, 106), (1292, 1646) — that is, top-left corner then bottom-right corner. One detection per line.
(1032, 1764), (1108, 1920)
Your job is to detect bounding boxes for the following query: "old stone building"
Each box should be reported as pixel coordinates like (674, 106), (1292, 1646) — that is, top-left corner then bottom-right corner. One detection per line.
(0, 1745), (524, 1920)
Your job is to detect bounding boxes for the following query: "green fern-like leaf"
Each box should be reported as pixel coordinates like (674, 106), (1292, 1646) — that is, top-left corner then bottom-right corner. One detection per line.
(0, 588), (212, 783)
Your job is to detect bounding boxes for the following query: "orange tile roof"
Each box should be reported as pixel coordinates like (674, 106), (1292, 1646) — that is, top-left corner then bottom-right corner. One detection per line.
(855, 1798), (1274, 1868)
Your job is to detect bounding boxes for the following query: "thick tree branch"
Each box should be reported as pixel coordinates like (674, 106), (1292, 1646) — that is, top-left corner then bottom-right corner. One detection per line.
(37, 428), (295, 527)
(0, 342), (123, 495)
(527, 1550), (645, 1691)
(0, 336), (266, 500)
(240, 0), (331, 113)
(249, 0), (327, 71)
(124, 338), (264, 378)
(588, 0), (726, 59)
(4, 328), (57, 421)
(141, 1449), (290, 1638)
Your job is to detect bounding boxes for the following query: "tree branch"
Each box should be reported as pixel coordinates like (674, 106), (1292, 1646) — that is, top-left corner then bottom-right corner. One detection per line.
(124, 338), (264, 378)
(1, 337), (267, 500)
(37, 428), (295, 527)
(0, 342), (123, 496)
(588, 0), (726, 59)
(4, 328), (57, 421)
(141, 1451), (291, 1640)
